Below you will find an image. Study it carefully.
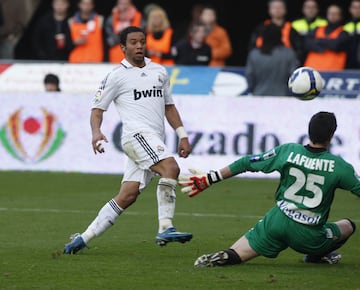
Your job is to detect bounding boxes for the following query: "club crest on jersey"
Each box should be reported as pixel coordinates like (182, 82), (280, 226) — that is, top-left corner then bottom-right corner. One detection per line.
(158, 75), (164, 83)
(133, 86), (163, 100)
(157, 145), (164, 153)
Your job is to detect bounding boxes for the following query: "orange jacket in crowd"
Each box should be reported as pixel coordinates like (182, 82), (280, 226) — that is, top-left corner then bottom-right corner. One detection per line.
(68, 12), (104, 63)
(205, 24), (232, 66)
(108, 7), (142, 63)
(146, 27), (175, 65)
(304, 26), (347, 70)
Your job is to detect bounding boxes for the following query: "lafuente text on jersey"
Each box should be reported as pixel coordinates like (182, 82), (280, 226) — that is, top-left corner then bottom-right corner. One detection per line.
(133, 87), (163, 100)
(287, 152), (335, 172)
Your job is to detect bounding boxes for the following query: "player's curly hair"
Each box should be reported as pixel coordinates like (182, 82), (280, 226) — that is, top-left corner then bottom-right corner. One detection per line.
(308, 111), (337, 144)
(119, 26), (145, 46)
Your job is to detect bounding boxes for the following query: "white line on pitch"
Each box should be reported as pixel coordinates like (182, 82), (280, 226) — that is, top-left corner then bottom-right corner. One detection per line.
(0, 207), (260, 219)
(0, 207), (358, 222)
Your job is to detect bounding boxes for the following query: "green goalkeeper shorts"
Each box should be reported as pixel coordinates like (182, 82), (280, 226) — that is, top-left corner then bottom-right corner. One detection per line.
(245, 206), (342, 258)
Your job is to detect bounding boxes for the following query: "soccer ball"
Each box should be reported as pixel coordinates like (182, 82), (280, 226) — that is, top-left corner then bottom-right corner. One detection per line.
(288, 66), (323, 100)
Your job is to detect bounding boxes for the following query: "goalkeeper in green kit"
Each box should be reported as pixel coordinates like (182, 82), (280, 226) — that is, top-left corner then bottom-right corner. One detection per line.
(179, 111), (359, 267)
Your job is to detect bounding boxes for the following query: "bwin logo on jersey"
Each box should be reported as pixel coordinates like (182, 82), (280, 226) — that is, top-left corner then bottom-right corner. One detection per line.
(134, 87), (163, 100)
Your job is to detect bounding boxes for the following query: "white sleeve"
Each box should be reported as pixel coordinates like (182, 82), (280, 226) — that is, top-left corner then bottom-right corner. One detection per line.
(163, 70), (174, 105)
(91, 71), (117, 111)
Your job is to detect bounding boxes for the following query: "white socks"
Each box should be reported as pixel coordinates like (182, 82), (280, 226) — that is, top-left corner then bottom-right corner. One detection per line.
(81, 199), (123, 244)
(80, 178), (178, 244)
(157, 178), (177, 233)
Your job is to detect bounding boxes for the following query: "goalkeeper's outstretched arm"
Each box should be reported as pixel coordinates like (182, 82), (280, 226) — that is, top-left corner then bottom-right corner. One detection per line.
(178, 156), (251, 197)
(178, 166), (236, 197)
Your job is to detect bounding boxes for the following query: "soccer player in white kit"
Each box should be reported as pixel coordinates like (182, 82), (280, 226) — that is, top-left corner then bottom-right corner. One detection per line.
(64, 26), (193, 254)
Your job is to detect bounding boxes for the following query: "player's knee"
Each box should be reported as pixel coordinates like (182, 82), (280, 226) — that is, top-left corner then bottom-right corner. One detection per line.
(165, 161), (180, 178)
(173, 164), (180, 177)
(152, 158), (180, 178)
(162, 158), (180, 177)
(338, 218), (356, 239)
(345, 218), (356, 235)
(116, 191), (139, 208)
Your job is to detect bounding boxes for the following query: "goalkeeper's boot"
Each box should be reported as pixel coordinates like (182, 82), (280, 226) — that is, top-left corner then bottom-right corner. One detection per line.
(63, 233), (87, 254)
(303, 251), (342, 264)
(155, 227), (193, 246)
(194, 251), (229, 267)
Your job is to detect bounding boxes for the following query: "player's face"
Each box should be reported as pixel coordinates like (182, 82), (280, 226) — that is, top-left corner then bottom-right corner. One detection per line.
(123, 32), (146, 66)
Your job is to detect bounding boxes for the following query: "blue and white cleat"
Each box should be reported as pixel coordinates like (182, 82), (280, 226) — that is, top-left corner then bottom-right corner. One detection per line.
(63, 233), (87, 254)
(155, 227), (193, 246)
(303, 251), (342, 264)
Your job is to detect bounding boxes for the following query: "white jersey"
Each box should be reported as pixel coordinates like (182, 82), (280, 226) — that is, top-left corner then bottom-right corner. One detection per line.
(92, 57), (174, 140)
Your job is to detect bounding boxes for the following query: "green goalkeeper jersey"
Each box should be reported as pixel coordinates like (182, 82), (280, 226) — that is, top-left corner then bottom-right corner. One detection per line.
(229, 143), (360, 226)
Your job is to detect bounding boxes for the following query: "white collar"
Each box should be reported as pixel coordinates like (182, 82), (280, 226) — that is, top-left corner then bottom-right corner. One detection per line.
(120, 57), (151, 68)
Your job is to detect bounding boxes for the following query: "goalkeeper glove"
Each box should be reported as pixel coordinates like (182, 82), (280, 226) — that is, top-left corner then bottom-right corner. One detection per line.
(178, 168), (223, 197)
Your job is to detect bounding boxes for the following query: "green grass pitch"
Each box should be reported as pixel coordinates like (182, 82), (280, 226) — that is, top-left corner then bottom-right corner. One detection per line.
(0, 171), (359, 290)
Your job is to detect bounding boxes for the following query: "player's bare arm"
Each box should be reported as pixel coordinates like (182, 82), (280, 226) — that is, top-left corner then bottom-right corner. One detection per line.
(90, 108), (108, 154)
(165, 104), (191, 158)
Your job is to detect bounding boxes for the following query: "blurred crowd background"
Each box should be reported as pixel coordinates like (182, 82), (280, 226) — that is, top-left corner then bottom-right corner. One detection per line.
(0, 0), (352, 67)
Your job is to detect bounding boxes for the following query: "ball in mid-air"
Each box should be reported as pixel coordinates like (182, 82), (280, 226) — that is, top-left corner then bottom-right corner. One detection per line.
(288, 66), (323, 100)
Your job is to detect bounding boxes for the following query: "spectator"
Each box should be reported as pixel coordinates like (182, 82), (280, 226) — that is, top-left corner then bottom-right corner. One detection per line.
(344, 0), (360, 69)
(199, 4), (232, 67)
(172, 3), (205, 44)
(292, 0), (327, 35)
(249, 0), (303, 64)
(145, 6), (175, 65)
(31, 0), (73, 61)
(44, 73), (61, 92)
(291, 0), (327, 64)
(171, 21), (211, 65)
(245, 23), (300, 96)
(140, 3), (160, 31)
(68, 0), (104, 63)
(304, 4), (350, 71)
(104, 0), (142, 64)
(0, 2), (26, 59)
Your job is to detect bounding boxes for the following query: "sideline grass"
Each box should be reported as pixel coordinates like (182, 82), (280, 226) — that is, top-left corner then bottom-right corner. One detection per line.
(0, 171), (359, 290)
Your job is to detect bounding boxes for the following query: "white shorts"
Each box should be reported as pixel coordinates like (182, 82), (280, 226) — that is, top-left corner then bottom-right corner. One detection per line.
(121, 132), (173, 191)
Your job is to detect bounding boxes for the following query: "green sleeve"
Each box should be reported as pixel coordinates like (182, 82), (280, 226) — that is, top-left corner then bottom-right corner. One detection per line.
(229, 146), (283, 176)
(229, 155), (252, 175)
(338, 163), (360, 197)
